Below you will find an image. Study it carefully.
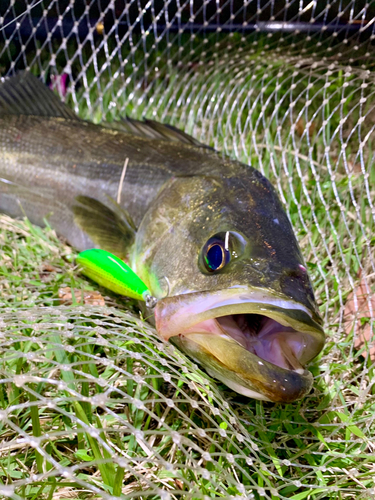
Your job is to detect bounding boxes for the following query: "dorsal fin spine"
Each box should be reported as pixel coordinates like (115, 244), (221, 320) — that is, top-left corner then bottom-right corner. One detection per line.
(0, 71), (79, 120)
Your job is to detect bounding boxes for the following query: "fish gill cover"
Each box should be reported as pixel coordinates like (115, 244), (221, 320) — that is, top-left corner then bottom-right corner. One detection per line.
(0, 1), (374, 499)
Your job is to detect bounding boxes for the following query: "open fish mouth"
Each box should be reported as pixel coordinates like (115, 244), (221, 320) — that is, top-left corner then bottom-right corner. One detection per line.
(154, 287), (325, 402)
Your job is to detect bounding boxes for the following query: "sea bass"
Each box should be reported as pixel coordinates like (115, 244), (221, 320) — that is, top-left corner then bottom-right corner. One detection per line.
(0, 72), (325, 402)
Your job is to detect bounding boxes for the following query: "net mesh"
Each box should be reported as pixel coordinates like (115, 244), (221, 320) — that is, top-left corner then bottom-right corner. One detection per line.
(0, 1), (374, 499)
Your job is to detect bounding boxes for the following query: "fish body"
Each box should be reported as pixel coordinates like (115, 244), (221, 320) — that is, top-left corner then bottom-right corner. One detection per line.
(0, 114), (210, 248)
(0, 72), (325, 402)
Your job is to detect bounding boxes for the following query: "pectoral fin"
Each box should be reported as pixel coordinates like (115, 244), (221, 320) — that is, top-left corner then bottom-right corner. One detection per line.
(73, 196), (136, 259)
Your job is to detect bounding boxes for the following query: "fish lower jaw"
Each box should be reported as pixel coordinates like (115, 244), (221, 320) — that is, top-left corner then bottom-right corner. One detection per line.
(178, 315), (309, 374)
(202, 365), (274, 401)
(171, 326), (315, 402)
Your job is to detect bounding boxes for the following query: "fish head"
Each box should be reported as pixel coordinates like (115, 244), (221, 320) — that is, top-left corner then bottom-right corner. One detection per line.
(133, 167), (325, 402)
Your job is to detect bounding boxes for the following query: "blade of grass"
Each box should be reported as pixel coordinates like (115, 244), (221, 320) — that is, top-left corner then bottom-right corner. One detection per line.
(28, 391), (43, 474)
(74, 402), (114, 488)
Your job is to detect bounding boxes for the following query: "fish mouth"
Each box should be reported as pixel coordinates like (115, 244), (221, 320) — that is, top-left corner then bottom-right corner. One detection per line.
(154, 287), (325, 402)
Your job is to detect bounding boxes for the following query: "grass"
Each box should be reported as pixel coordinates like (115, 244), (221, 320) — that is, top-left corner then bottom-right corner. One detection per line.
(0, 21), (375, 500)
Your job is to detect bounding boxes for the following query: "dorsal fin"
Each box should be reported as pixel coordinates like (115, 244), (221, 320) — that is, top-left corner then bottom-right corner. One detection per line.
(0, 71), (79, 120)
(107, 116), (211, 148)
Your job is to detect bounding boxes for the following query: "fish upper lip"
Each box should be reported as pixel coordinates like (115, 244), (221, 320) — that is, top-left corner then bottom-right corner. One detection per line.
(154, 287), (325, 401)
(155, 286), (323, 345)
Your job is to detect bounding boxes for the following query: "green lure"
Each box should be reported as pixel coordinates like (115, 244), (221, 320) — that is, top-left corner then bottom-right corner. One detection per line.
(76, 248), (156, 305)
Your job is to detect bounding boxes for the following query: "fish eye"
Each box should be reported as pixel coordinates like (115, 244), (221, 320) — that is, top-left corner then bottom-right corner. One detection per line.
(200, 231), (247, 274)
(202, 233), (231, 273)
(205, 242), (228, 271)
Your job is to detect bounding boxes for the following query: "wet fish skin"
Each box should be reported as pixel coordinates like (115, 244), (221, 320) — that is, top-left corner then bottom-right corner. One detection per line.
(0, 72), (325, 402)
(0, 114), (215, 248)
(0, 112), (317, 316)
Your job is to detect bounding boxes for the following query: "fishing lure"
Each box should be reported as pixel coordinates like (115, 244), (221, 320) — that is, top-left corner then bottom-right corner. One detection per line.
(76, 249), (157, 307)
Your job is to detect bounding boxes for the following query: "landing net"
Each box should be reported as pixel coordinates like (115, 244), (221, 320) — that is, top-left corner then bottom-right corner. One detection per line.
(0, 2), (374, 499)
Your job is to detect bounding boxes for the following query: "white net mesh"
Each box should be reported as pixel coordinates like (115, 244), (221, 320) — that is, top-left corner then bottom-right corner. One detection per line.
(0, 1), (375, 499)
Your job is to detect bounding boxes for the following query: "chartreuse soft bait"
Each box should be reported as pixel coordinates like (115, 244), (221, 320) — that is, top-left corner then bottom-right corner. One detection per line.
(76, 248), (156, 305)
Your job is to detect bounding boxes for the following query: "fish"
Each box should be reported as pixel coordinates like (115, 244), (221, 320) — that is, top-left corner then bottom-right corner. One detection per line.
(0, 72), (325, 402)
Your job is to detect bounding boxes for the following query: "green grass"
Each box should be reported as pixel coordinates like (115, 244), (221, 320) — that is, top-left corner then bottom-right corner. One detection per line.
(0, 27), (375, 500)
